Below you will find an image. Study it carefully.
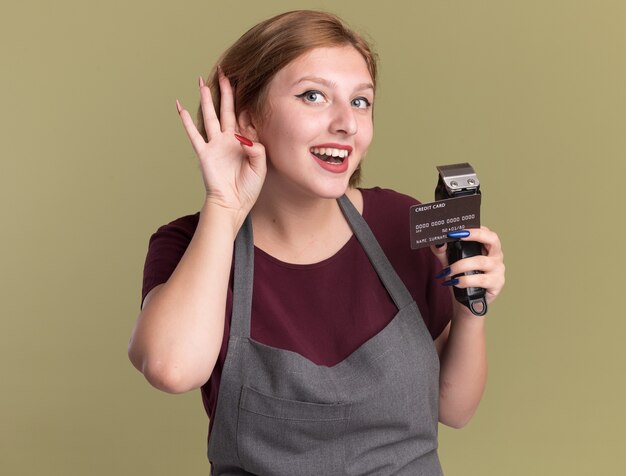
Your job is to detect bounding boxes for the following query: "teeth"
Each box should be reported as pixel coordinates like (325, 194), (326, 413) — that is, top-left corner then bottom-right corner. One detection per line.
(310, 147), (349, 158)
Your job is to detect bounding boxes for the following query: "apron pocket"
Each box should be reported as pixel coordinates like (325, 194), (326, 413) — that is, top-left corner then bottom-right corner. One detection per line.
(237, 386), (350, 475)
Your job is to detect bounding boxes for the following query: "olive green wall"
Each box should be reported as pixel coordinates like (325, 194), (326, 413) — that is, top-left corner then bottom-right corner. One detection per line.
(2, 0), (623, 474)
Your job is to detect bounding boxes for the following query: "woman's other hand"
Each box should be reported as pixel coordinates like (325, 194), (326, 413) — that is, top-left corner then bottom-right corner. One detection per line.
(431, 226), (505, 309)
(431, 226), (503, 427)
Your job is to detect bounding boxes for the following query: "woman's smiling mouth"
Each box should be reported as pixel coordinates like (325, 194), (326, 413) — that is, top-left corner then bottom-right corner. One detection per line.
(309, 144), (352, 173)
(310, 146), (349, 164)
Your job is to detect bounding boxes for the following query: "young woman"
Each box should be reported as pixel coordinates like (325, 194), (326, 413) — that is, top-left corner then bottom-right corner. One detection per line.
(128, 10), (505, 475)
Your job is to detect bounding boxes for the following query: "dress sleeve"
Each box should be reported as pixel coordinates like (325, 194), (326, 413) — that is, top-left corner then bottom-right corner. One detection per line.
(141, 213), (200, 308)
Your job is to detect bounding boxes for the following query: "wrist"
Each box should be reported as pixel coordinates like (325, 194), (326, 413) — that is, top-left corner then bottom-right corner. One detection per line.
(200, 199), (247, 239)
(451, 300), (487, 328)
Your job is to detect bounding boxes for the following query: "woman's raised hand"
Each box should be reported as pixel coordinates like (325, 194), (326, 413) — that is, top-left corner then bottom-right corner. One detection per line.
(176, 68), (266, 220)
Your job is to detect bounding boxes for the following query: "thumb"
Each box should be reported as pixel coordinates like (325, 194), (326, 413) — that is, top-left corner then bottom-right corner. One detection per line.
(243, 141), (267, 176)
(234, 134), (266, 176)
(430, 243), (449, 269)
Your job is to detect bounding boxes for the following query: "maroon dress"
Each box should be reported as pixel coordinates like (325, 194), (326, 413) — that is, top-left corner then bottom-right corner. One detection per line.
(141, 187), (453, 433)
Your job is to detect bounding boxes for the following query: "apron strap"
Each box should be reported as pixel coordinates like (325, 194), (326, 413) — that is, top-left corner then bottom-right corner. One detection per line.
(337, 194), (414, 311)
(231, 214), (254, 338)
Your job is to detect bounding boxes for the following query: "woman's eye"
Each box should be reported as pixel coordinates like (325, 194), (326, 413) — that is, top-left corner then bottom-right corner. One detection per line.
(351, 97), (372, 109)
(296, 90), (325, 103)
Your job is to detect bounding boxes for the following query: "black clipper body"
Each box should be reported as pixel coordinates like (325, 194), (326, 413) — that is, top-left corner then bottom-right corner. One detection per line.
(435, 163), (487, 316)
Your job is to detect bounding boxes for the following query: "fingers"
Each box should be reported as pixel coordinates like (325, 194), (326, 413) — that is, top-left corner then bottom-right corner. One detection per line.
(218, 67), (237, 132)
(448, 265), (505, 298)
(176, 99), (208, 155)
(434, 226), (506, 303)
(445, 254), (502, 277)
(449, 271), (505, 300)
(459, 226), (502, 256)
(184, 69), (237, 146)
(437, 256), (505, 304)
(199, 77), (220, 140)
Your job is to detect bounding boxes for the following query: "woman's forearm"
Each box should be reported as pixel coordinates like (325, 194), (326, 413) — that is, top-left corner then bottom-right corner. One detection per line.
(438, 303), (488, 428)
(128, 201), (244, 394)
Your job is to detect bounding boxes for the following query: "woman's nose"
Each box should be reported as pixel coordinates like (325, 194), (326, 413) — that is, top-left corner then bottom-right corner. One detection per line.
(329, 102), (357, 135)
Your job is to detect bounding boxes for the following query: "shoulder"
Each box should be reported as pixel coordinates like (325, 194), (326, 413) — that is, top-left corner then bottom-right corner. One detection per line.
(359, 187), (419, 204)
(141, 212), (200, 305)
(144, 211), (200, 267)
(360, 186), (422, 208)
(359, 186), (429, 275)
(148, 212), (200, 246)
(359, 187), (423, 243)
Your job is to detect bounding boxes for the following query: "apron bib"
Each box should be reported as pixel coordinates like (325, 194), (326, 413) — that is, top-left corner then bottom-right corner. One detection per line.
(208, 195), (443, 475)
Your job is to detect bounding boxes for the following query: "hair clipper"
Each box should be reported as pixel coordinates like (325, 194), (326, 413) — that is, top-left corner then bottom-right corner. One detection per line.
(435, 163), (487, 316)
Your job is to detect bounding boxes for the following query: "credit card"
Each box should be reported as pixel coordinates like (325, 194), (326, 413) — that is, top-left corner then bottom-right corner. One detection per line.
(409, 194), (481, 249)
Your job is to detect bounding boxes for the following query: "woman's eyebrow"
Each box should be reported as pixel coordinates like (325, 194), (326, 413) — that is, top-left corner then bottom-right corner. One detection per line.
(293, 76), (374, 92)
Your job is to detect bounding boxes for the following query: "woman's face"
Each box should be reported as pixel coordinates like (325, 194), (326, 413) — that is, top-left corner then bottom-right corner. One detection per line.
(251, 45), (374, 200)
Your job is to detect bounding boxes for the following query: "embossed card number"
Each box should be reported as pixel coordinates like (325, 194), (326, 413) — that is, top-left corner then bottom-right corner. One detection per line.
(409, 195), (481, 249)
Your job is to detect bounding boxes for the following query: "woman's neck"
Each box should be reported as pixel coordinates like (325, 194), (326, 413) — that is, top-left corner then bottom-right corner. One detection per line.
(250, 186), (362, 264)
